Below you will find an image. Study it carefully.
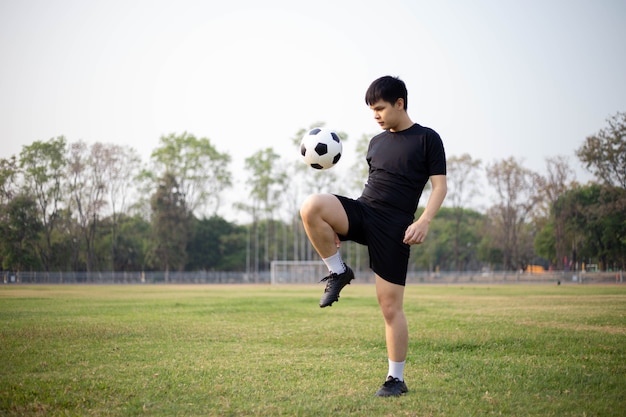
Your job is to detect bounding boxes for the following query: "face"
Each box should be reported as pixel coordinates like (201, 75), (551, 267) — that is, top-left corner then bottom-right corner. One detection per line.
(369, 99), (405, 132)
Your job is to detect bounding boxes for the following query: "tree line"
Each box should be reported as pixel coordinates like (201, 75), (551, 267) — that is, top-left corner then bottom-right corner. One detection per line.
(1, 113), (625, 278)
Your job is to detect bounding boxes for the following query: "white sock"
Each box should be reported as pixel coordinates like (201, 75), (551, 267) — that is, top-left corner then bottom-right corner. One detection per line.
(388, 359), (406, 381)
(322, 252), (346, 274)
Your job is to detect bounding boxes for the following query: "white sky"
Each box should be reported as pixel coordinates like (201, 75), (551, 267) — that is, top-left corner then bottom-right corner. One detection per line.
(1, 0), (625, 219)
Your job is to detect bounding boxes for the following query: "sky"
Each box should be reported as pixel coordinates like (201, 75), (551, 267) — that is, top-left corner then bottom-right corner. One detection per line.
(1, 0), (625, 220)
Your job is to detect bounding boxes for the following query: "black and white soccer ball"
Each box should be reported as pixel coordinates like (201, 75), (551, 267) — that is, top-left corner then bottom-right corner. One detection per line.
(299, 128), (342, 170)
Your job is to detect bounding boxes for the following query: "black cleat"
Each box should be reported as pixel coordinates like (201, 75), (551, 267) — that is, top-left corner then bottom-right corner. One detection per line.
(319, 266), (354, 307)
(375, 376), (408, 397)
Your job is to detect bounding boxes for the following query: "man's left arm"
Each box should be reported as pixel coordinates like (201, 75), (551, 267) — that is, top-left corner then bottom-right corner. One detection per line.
(403, 175), (447, 245)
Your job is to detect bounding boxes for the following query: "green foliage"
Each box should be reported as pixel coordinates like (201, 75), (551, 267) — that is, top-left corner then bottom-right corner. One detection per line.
(244, 147), (287, 212)
(186, 216), (246, 271)
(19, 136), (68, 270)
(0, 194), (42, 271)
(554, 184), (626, 270)
(576, 111), (626, 189)
(534, 220), (556, 264)
(241, 148), (290, 277)
(150, 132), (232, 215)
(95, 214), (151, 272)
(67, 141), (110, 272)
(0, 156), (18, 204)
(115, 215), (151, 270)
(486, 157), (541, 270)
(148, 173), (190, 274)
(1, 114), (625, 273)
(410, 207), (484, 271)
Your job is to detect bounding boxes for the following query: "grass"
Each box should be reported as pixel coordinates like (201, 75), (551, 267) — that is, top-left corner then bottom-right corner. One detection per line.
(0, 283), (625, 416)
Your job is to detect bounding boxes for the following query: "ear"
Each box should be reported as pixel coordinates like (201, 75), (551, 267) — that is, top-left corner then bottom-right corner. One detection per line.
(394, 98), (405, 110)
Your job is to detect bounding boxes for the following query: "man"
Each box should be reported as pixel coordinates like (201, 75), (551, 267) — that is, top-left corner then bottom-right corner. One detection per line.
(300, 75), (447, 397)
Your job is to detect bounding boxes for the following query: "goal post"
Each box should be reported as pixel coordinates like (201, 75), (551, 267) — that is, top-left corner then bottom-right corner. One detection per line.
(270, 260), (327, 284)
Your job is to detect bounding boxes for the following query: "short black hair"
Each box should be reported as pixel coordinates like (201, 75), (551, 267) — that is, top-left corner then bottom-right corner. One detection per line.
(365, 76), (408, 110)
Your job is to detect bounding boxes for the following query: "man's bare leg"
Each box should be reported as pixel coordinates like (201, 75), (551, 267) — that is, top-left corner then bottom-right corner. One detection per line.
(375, 275), (408, 363)
(300, 194), (349, 257)
(374, 275), (409, 396)
(300, 193), (353, 307)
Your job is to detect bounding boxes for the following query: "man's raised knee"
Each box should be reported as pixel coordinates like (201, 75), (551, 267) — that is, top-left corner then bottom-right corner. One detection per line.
(300, 194), (319, 222)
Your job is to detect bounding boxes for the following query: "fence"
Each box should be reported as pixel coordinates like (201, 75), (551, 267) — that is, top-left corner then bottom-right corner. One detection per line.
(1, 270), (623, 285)
(404, 270), (623, 285)
(2, 270), (269, 284)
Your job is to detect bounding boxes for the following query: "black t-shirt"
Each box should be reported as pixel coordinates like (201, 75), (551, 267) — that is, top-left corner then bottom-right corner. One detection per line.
(358, 123), (446, 216)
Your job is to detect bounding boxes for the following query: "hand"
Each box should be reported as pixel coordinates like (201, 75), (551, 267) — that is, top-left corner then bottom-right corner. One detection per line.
(403, 220), (429, 245)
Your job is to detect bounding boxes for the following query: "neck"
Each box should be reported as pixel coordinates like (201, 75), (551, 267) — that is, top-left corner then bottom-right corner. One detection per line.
(390, 116), (414, 133)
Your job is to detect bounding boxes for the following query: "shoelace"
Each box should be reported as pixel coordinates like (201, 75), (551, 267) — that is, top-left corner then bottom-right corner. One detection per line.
(319, 272), (338, 283)
(383, 377), (401, 386)
(320, 273), (342, 293)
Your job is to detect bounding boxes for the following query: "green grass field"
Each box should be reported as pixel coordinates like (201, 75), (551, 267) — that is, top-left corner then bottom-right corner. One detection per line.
(1, 283), (625, 416)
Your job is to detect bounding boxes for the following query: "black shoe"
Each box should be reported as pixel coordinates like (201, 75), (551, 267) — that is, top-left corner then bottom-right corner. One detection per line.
(319, 266), (354, 308)
(375, 376), (408, 397)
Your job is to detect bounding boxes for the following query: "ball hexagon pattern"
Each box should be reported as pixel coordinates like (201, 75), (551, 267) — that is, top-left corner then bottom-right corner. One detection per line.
(299, 128), (342, 170)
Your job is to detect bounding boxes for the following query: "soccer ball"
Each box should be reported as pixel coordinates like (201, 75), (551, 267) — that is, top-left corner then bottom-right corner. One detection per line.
(299, 128), (342, 170)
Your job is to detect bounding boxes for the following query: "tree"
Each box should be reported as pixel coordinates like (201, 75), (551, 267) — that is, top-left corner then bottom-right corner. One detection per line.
(67, 141), (108, 272)
(149, 132), (232, 217)
(110, 214), (151, 272)
(0, 194), (43, 276)
(242, 148), (288, 278)
(555, 184), (626, 271)
(19, 136), (67, 271)
(446, 154), (482, 270)
(0, 155), (19, 270)
(186, 216), (246, 271)
(148, 173), (190, 279)
(103, 144), (141, 272)
(0, 156), (18, 205)
(534, 221), (556, 268)
(576, 111), (626, 189)
(477, 215), (504, 270)
(535, 156), (577, 268)
(410, 207), (484, 272)
(485, 157), (540, 270)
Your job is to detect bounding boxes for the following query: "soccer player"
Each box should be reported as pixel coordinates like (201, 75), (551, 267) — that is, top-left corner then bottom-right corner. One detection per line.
(300, 75), (447, 397)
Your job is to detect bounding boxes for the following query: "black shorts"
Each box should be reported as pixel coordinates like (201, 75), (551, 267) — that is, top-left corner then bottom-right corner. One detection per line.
(335, 195), (413, 286)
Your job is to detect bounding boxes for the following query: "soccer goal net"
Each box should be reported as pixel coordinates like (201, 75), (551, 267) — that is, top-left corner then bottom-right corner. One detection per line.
(270, 260), (327, 285)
